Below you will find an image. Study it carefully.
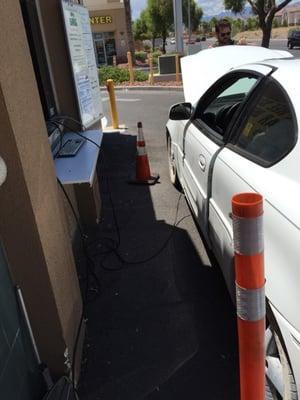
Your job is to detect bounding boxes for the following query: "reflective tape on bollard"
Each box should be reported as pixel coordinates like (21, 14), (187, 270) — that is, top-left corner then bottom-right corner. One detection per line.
(233, 214), (264, 255)
(236, 283), (265, 321)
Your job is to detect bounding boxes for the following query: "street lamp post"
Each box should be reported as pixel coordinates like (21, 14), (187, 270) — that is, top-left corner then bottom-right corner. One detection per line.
(188, 0), (191, 44)
(173, 0), (184, 53)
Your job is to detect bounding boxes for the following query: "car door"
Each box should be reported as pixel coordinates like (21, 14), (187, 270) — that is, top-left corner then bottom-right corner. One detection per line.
(209, 76), (298, 299)
(181, 72), (260, 236)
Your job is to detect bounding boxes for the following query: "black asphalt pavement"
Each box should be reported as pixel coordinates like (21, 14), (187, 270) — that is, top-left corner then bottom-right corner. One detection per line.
(78, 90), (239, 400)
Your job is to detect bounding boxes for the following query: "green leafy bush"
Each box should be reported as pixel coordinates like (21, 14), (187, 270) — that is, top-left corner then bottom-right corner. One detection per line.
(134, 70), (149, 81)
(152, 50), (162, 65)
(99, 66), (148, 85)
(135, 51), (147, 62)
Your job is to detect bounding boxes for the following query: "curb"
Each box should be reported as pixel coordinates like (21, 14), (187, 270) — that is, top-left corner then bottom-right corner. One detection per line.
(100, 85), (183, 92)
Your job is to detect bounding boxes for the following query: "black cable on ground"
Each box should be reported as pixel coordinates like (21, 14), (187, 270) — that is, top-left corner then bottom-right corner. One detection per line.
(49, 116), (192, 388)
(98, 193), (188, 271)
(51, 118), (193, 268)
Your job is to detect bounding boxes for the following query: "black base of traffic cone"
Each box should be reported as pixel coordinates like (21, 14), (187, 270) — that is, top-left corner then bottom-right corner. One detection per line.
(128, 173), (160, 185)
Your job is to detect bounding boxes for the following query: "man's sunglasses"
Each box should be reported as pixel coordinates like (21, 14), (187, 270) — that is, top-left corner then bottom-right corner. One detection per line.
(220, 31), (231, 37)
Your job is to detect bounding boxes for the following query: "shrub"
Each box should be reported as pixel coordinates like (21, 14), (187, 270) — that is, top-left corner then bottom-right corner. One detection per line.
(135, 51), (147, 63)
(99, 66), (128, 85)
(152, 50), (162, 65)
(134, 70), (148, 82)
(98, 66), (148, 85)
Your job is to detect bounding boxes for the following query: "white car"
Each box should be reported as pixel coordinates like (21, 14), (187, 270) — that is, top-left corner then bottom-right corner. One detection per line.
(166, 46), (300, 399)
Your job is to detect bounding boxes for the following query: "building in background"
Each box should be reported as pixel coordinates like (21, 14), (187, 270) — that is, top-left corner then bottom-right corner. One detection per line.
(275, 4), (300, 25)
(83, 0), (128, 65)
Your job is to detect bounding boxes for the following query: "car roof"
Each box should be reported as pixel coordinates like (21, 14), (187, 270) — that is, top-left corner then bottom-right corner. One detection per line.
(181, 46), (293, 105)
(235, 58), (300, 95)
(237, 57), (300, 73)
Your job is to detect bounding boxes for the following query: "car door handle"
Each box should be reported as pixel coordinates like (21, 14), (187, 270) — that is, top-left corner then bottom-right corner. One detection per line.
(198, 155), (206, 171)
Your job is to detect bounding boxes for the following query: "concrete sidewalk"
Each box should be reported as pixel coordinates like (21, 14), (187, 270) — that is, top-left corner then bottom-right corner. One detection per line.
(77, 131), (239, 400)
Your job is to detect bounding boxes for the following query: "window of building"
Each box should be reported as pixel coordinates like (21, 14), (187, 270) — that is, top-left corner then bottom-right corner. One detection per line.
(93, 32), (116, 65)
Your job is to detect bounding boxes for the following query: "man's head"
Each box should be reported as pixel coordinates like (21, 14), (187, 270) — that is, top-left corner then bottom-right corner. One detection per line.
(215, 19), (232, 45)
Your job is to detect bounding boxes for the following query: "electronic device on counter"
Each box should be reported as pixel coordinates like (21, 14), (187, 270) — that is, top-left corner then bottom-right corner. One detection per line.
(57, 138), (85, 158)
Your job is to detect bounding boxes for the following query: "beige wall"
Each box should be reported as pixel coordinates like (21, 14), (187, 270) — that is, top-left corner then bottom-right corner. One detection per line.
(0, 0), (83, 377)
(84, 0), (124, 11)
(90, 8), (128, 61)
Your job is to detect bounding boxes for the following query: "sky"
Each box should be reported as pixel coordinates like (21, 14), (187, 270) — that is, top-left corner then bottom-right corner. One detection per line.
(131, 0), (298, 20)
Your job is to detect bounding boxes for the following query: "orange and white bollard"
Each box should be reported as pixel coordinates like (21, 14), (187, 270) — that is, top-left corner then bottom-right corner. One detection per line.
(232, 193), (265, 400)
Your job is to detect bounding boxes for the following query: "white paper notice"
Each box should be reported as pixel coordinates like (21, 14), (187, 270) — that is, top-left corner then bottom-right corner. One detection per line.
(62, 1), (103, 128)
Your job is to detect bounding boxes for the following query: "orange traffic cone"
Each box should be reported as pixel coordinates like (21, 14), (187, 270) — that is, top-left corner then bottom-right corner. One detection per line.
(130, 122), (159, 185)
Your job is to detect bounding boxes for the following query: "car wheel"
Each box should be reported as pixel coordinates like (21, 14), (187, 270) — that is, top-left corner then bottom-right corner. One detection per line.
(265, 316), (298, 400)
(167, 135), (181, 190)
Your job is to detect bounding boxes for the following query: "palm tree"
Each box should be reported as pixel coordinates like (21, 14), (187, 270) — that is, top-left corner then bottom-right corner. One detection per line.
(124, 0), (136, 64)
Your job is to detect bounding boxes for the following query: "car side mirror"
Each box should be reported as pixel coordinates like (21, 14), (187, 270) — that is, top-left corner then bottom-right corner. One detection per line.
(169, 102), (192, 120)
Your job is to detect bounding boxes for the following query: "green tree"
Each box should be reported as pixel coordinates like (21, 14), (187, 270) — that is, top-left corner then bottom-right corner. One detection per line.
(201, 21), (210, 34)
(182, 0), (203, 33)
(272, 17), (280, 28)
(224, 0), (293, 48)
(133, 10), (151, 41)
(147, 0), (173, 53)
(246, 17), (258, 31)
(209, 16), (218, 32)
(238, 18), (246, 31)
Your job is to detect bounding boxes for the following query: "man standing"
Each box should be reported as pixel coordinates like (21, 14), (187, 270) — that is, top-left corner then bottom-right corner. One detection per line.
(213, 19), (235, 47)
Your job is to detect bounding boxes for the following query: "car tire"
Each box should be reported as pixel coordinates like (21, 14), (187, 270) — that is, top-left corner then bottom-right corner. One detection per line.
(167, 135), (181, 191)
(265, 308), (298, 400)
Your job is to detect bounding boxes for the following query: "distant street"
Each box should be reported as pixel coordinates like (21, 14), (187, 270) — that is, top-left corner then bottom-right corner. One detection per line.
(166, 38), (300, 58)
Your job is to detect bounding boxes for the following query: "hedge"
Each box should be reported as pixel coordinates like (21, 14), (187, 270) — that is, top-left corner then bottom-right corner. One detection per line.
(134, 50), (162, 65)
(99, 66), (148, 85)
(135, 51), (147, 63)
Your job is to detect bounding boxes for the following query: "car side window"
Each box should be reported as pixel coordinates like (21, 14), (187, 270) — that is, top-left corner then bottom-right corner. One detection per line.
(194, 76), (258, 138)
(235, 80), (296, 165)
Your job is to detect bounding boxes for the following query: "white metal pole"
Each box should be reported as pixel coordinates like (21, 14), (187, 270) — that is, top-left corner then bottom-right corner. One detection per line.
(173, 0), (184, 53)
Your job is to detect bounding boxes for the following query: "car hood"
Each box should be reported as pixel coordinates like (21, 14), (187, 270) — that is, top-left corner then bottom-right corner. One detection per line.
(181, 45), (293, 105)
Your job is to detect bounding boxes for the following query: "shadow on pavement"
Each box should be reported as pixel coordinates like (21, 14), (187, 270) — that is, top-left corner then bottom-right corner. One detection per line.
(78, 132), (239, 400)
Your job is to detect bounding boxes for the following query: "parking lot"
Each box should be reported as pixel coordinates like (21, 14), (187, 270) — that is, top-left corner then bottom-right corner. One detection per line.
(78, 90), (239, 399)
